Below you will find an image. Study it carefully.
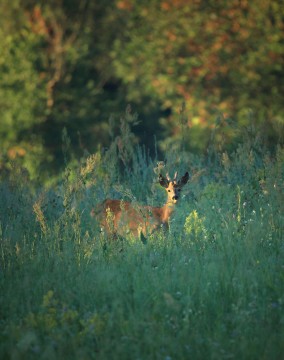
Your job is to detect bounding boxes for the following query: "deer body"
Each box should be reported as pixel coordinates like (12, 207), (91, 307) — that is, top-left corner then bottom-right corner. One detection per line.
(96, 172), (189, 238)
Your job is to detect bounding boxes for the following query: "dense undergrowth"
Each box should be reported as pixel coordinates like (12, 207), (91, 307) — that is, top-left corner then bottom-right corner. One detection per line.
(0, 115), (283, 359)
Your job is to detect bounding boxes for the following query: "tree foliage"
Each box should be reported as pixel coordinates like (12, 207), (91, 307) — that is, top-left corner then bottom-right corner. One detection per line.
(111, 1), (284, 136)
(0, 0), (283, 179)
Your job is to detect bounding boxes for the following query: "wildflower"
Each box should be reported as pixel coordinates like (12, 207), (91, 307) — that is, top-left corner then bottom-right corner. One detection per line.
(42, 290), (54, 308)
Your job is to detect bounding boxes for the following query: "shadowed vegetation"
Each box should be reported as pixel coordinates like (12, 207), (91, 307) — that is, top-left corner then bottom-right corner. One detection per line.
(0, 115), (283, 359)
(0, 1), (284, 358)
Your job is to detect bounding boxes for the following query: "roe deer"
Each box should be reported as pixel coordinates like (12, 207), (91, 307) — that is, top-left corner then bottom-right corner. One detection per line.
(94, 172), (189, 238)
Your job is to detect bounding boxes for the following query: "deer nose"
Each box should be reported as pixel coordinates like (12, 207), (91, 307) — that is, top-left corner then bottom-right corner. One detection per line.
(172, 195), (179, 201)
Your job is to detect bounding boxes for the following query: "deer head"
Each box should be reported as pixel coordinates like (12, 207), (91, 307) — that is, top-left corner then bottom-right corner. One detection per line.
(159, 171), (189, 204)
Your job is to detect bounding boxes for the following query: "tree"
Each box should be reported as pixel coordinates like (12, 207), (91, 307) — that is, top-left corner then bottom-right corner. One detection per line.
(0, 1), (48, 177)
(0, 0), (125, 178)
(1, 0), (283, 180)
(111, 0), (284, 149)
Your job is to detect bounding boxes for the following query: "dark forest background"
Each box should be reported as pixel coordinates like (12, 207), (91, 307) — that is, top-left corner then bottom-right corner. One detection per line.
(0, 0), (283, 181)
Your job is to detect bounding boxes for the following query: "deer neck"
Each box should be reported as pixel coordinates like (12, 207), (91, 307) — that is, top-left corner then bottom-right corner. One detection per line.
(161, 201), (176, 223)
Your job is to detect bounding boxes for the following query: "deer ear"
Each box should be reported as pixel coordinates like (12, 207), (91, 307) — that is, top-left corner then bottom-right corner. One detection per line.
(180, 172), (189, 185)
(159, 174), (169, 188)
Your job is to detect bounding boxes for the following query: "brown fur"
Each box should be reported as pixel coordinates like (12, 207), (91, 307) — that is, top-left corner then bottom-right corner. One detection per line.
(94, 172), (189, 238)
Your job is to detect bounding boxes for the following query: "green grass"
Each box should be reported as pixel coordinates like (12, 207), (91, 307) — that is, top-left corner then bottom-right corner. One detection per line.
(0, 136), (283, 359)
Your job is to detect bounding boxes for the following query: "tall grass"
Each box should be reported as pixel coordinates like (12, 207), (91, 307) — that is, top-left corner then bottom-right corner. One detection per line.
(0, 112), (283, 359)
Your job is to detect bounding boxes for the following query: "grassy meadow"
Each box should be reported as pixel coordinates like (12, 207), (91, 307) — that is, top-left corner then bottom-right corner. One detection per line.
(0, 123), (284, 359)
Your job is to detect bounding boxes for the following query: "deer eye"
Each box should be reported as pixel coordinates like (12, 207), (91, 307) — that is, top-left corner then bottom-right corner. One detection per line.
(168, 189), (171, 192)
